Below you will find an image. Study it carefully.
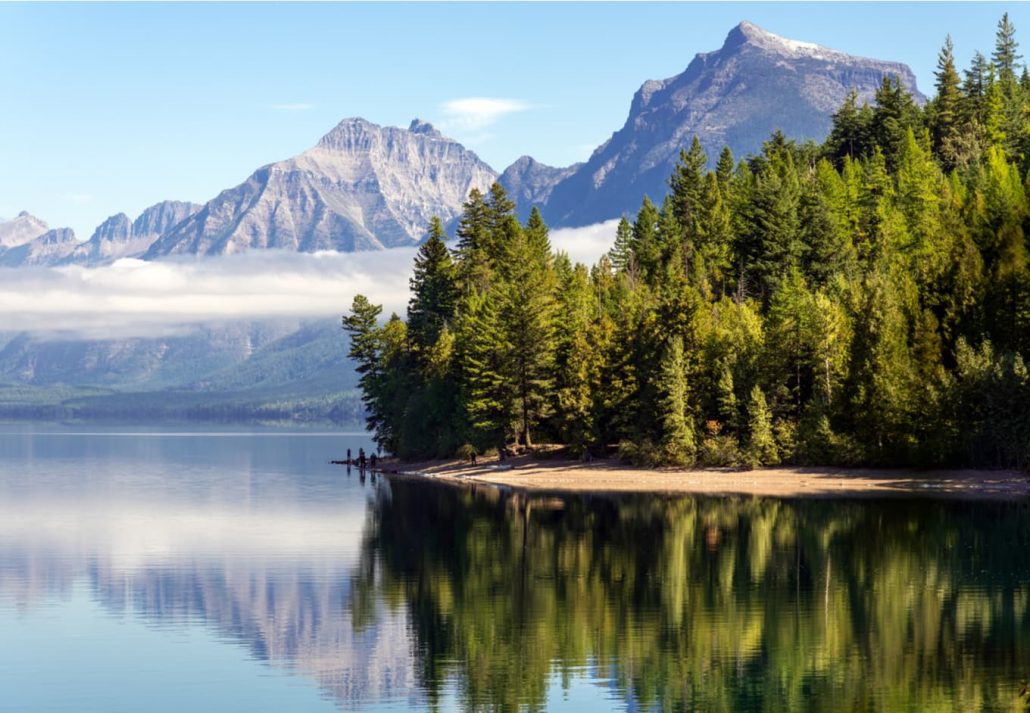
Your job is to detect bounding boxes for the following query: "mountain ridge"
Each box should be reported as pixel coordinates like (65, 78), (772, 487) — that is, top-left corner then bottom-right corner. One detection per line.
(2, 21), (925, 264)
(505, 20), (925, 227)
(144, 117), (497, 258)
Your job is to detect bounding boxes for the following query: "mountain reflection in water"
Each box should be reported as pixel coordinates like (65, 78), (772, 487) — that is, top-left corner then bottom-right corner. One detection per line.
(0, 429), (1028, 712)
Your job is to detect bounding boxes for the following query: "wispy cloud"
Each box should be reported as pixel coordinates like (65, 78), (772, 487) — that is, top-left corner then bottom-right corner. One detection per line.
(0, 221), (617, 340)
(439, 97), (531, 131)
(269, 103), (314, 111)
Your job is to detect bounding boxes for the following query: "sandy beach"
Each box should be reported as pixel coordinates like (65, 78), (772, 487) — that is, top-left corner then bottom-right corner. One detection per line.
(379, 454), (1030, 499)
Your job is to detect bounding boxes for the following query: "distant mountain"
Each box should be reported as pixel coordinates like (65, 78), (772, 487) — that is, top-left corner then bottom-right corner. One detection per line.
(0, 228), (77, 267)
(0, 201), (200, 268)
(0, 319), (361, 423)
(508, 21), (925, 227)
(66, 200), (200, 265)
(498, 156), (581, 222)
(145, 118), (497, 258)
(0, 212), (48, 250)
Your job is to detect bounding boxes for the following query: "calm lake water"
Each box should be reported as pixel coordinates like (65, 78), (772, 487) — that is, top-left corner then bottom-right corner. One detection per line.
(1, 426), (1029, 712)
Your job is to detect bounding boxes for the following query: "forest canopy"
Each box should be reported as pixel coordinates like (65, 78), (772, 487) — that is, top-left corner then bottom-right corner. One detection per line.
(344, 16), (1030, 469)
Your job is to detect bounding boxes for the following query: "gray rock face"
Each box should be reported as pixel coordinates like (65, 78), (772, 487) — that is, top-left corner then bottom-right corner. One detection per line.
(0, 212), (48, 250)
(498, 156), (581, 221)
(145, 118), (497, 258)
(67, 201), (200, 265)
(132, 200), (201, 239)
(0, 228), (78, 267)
(536, 21), (926, 227)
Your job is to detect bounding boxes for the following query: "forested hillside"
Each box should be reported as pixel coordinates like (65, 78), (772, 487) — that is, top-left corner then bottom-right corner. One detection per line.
(344, 16), (1030, 469)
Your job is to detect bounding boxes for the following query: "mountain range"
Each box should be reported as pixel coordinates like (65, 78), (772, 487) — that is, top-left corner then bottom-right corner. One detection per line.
(0, 21), (923, 268)
(0, 21), (926, 423)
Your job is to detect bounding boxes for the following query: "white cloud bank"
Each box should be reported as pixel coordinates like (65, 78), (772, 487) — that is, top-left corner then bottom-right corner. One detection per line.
(0, 221), (618, 340)
(550, 219), (619, 268)
(0, 250), (416, 339)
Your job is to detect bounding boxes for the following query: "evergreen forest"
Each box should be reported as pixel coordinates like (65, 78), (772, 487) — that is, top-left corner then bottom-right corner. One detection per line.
(344, 16), (1030, 469)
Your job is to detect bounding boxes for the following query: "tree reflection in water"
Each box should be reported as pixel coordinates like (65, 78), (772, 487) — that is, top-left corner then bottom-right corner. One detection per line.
(352, 477), (1030, 712)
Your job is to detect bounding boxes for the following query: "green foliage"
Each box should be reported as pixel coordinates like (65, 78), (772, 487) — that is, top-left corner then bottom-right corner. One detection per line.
(657, 335), (696, 465)
(745, 385), (778, 467)
(345, 15), (1030, 468)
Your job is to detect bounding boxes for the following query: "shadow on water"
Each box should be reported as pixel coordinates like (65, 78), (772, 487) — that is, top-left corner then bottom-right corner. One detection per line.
(351, 476), (1030, 712)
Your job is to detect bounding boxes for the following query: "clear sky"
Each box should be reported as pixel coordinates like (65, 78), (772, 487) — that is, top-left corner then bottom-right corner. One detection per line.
(2, 2), (1025, 239)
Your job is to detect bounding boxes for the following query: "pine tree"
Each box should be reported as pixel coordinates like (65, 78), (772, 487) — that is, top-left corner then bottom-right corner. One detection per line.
(856, 148), (897, 262)
(895, 129), (942, 271)
(801, 161), (855, 285)
(715, 361), (739, 431)
(697, 173), (733, 294)
(766, 268), (813, 420)
(408, 217), (457, 353)
(609, 217), (634, 272)
(458, 289), (512, 446)
(743, 149), (802, 296)
(745, 385), (778, 466)
(631, 196), (662, 278)
(343, 296), (398, 452)
(871, 75), (919, 170)
(932, 35), (964, 168)
(552, 256), (603, 453)
(963, 52), (991, 126)
(524, 206), (553, 264)
(670, 136), (707, 263)
(497, 220), (557, 448)
(486, 182), (517, 238)
(993, 12), (1022, 84)
(716, 146), (736, 193)
(656, 194), (684, 277)
(826, 89), (874, 165)
(845, 269), (918, 463)
(657, 335), (695, 465)
(455, 188), (491, 293)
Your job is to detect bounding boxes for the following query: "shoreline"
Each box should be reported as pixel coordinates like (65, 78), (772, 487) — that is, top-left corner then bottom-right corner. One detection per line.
(377, 454), (1030, 499)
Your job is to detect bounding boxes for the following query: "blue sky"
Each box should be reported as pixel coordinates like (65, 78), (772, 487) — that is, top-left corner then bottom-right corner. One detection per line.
(1, 2), (1025, 239)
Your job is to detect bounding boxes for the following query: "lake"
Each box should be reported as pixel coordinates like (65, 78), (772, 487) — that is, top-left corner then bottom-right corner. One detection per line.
(1, 426), (1028, 712)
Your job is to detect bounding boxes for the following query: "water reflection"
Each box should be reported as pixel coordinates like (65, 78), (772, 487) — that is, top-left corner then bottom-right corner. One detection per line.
(353, 477), (1030, 712)
(2, 428), (1029, 711)
(0, 429), (418, 710)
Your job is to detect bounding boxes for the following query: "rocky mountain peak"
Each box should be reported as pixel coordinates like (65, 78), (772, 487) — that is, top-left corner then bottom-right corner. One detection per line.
(721, 20), (833, 58)
(408, 118), (442, 138)
(528, 21), (925, 228)
(90, 213), (132, 243)
(132, 201), (200, 239)
(146, 116), (497, 258)
(315, 117), (379, 151)
(0, 212), (49, 249)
